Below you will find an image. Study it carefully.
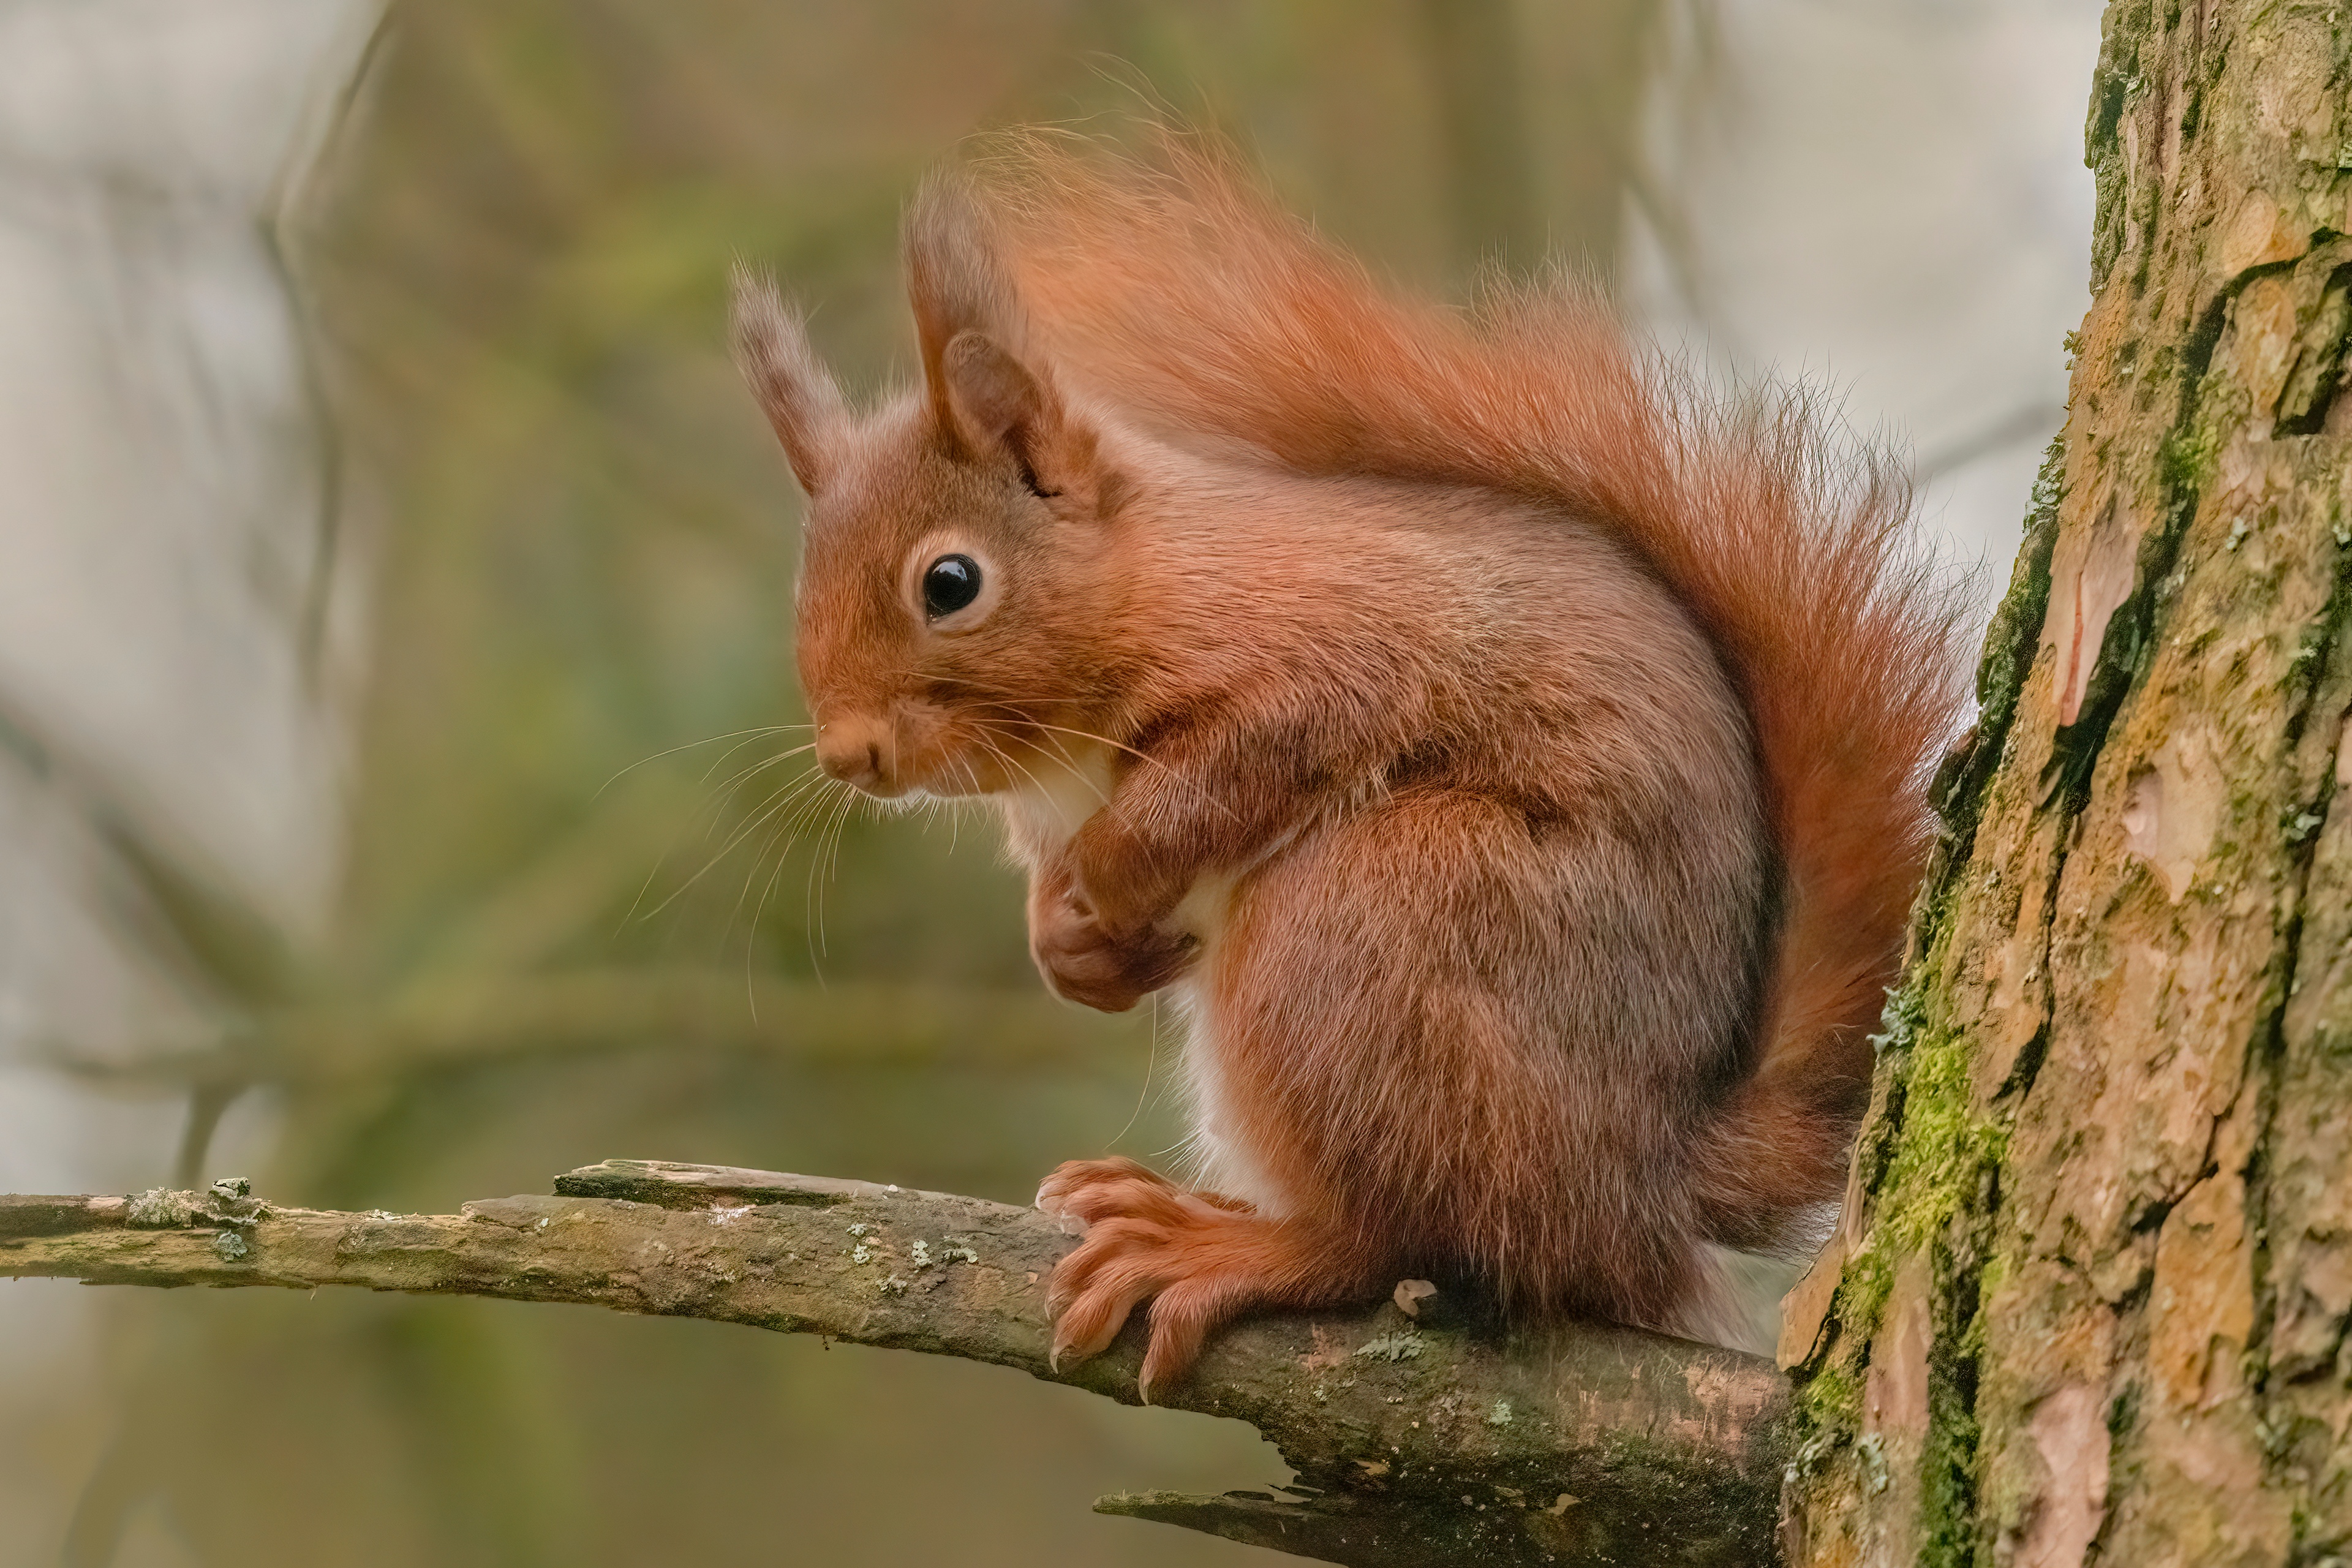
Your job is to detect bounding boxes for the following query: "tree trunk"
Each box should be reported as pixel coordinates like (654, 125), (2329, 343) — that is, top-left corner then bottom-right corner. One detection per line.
(1781, 2), (2352, 1564)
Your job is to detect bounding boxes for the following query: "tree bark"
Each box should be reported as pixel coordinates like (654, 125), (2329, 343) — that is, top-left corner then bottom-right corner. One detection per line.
(1781, 2), (2352, 1564)
(1, 1163), (1787, 1568)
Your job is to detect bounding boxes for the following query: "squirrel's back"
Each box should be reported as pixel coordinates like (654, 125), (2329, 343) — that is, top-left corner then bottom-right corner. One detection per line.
(976, 134), (1969, 1245)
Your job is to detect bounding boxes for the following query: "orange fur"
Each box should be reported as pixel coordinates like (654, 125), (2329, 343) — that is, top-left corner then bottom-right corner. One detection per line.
(733, 136), (1968, 1392)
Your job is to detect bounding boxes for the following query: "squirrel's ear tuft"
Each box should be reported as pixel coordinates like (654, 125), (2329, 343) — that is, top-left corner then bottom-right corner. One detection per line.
(907, 177), (1108, 507)
(903, 175), (1022, 409)
(731, 264), (846, 496)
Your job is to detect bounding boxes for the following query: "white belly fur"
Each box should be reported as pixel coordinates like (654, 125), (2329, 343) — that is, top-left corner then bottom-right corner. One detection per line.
(1167, 973), (1292, 1215)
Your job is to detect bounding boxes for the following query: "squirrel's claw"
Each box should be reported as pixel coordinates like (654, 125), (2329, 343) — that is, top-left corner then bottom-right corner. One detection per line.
(1036, 1156), (1175, 1221)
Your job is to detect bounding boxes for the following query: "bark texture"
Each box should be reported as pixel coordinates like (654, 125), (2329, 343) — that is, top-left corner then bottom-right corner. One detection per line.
(0, 1163), (1788, 1568)
(1782, 3), (2352, 1564)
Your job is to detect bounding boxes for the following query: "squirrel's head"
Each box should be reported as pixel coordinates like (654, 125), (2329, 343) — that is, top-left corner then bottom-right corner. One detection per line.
(733, 180), (1124, 802)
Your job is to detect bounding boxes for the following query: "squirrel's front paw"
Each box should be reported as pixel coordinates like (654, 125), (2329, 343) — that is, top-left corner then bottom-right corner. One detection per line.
(1029, 894), (1196, 1012)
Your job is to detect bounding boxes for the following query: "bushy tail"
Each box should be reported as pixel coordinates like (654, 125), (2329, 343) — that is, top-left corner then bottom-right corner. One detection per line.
(973, 134), (1971, 1245)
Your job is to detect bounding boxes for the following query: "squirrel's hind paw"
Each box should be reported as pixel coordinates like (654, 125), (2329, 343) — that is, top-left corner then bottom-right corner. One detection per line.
(1035, 1158), (1278, 1399)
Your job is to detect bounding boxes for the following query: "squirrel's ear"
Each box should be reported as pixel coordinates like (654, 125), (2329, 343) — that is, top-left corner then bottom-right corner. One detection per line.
(935, 330), (1098, 495)
(939, 330), (1043, 449)
(731, 265), (846, 496)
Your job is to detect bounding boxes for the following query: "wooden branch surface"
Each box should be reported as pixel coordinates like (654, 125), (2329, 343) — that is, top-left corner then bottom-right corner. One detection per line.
(0, 1163), (1789, 1567)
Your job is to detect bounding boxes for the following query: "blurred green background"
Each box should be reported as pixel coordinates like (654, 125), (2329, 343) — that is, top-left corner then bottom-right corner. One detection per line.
(0, 1), (2098, 1562)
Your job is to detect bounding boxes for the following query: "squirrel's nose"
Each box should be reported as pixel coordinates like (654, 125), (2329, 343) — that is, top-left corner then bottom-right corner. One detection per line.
(816, 717), (889, 791)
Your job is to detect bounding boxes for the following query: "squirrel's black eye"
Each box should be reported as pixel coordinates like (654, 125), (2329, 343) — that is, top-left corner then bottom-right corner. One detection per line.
(922, 554), (983, 618)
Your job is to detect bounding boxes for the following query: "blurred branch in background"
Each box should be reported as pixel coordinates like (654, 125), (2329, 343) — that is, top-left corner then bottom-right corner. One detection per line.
(260, 12), (396, 688)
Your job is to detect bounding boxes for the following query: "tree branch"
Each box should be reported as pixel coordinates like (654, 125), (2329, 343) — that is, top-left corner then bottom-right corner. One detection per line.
(0, 1161), (1789, 1567)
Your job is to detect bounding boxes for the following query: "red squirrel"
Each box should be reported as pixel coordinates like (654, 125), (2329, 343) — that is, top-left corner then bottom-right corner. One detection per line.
(733, 135), (1965, 1395)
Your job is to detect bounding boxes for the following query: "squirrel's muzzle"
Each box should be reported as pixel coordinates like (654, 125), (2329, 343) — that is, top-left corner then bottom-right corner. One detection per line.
(815, 714), (895, 795)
